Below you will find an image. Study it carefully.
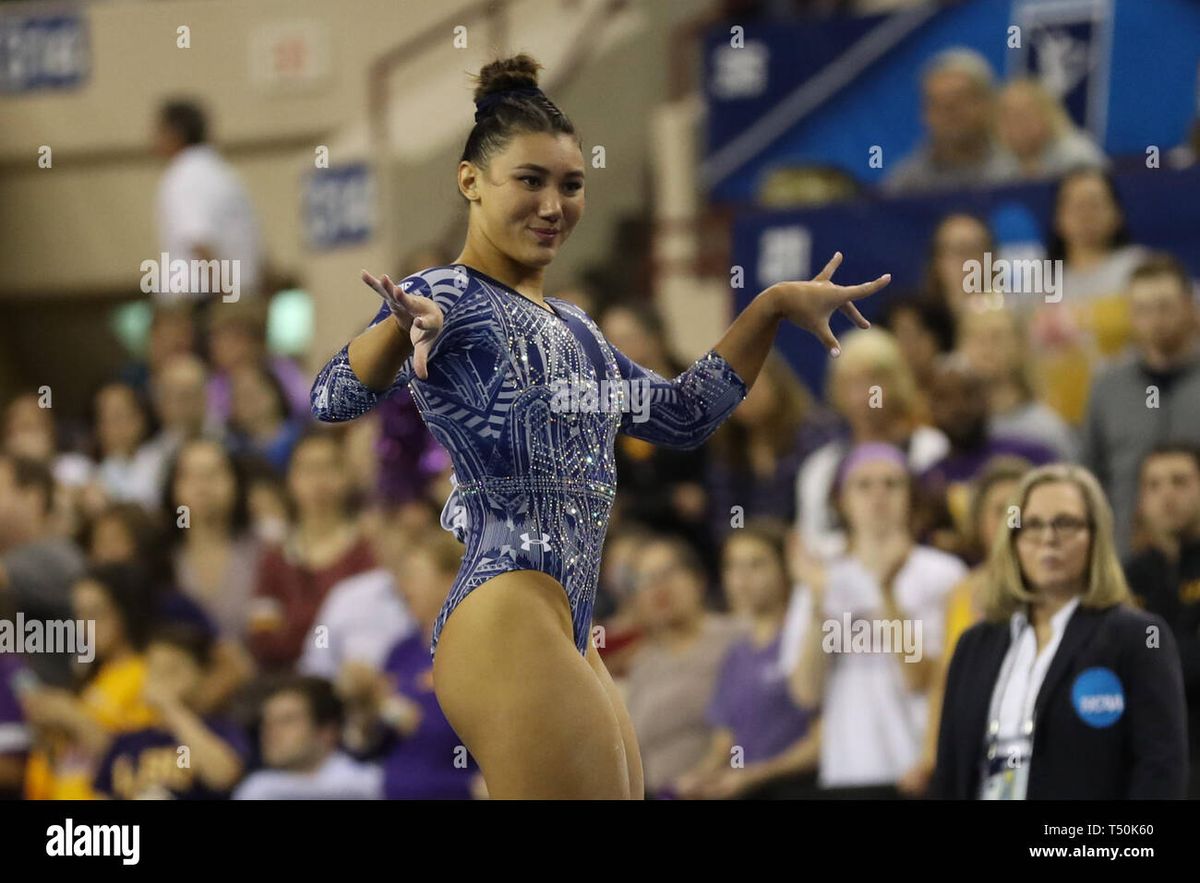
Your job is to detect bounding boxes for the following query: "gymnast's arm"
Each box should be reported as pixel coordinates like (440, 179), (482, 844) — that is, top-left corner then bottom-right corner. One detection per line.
(311, 271), (443, 423)
(614, 252), (890, 449)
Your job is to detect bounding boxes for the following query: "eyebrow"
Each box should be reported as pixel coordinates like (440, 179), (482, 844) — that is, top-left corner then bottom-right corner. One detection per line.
(514, 164), (585, 178)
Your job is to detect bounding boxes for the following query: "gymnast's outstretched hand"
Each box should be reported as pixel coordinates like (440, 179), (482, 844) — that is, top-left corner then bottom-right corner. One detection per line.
(770, 252), (891, 356)
(361, 269), (445, 380)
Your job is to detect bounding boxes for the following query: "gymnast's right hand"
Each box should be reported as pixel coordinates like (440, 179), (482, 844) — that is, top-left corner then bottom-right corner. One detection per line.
(361, 269), (445, 380)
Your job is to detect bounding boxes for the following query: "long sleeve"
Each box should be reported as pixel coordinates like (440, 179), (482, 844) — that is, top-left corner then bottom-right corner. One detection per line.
(1124, 613), (1188, 799)
(612, 347), (747, 451)
(310, 304), (407, 423)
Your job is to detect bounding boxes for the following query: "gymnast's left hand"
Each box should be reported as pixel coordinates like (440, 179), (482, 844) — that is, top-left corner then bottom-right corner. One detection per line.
(767, 252), (891, 357)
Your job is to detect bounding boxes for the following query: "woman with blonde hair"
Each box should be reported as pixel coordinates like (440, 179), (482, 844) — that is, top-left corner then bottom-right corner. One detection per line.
(794, 328), (948, 560)
(996, 78), (1106, 180)
(933, 464), (1187, 799)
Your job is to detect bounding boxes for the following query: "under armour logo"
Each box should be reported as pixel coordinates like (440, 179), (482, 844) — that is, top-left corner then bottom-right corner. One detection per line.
(520, 532), (552, 551)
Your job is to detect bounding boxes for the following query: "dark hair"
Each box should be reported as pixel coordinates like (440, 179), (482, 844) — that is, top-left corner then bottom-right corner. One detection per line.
(86, 502), (174, 587)
(640, 533), (707, 581)
(147, 622), (214, 669)
(1129, 251), (1195, 299)
(719, 518), (792, 598)
(459, 54), (579, 180)
(79, 563), (158, 653)
(1139, 441), (1200, 481)
(0, 453), (55, 517)
(159, 99), (208, 146)
(923, 212), (994, 307)
(162, 437), (251, 543)
(267, 675), (343, 731)
(882, 294), (958, 354)
(88, 380), (157, 458)
(1047, 169), (1132, 262)
(230, 361), (290, 430)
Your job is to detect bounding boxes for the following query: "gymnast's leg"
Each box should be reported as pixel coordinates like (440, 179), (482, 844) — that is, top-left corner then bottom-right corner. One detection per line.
(585, 636), (645, 799)
(432, 569), (632, 799)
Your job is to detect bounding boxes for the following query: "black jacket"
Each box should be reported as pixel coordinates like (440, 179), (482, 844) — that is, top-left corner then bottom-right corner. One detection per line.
(932, 603), (1188, 799)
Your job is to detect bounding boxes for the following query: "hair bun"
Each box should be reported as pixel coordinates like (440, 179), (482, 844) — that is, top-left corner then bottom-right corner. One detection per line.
(473, 53), (542, 103)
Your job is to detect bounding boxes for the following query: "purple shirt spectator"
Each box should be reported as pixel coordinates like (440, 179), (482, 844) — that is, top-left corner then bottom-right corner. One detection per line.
(94, 719), (251, 799)
(208, 356), (312, 424)
(705, 410), (841, 543)
(0, 655), (32, 799)
(706, 631), (814, 765)
(921, 436), (1057, 488)
(376, 389), (450, 507)
(381, 631), (477, 799)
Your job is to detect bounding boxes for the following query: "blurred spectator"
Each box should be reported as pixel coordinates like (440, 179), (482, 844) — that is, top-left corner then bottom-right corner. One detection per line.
(142, 353), (216, 476)
(243, 459), (290, 545)
(922, 212), (994, 317)
(707, 352), (839, 546)
(298, 502), (429, 680)
(119, 305), (197, 400)
(0, 454), (86, 687)
(248, 431), (376, 671)
(918, 456), (1031, 785)
(88, 381), (164, 511)
(339, 528), (482, 799)
(206, 300), (311, 423)
(678, 521), (819, 799)
(0, 594), (32, 798)
(881, 295), (957, 395)
(592, 522), (651, 674)
(884, 49), (1017, 195)
(153, 99), (263, 302)
(624, 535), (746, 798)
(2, 392), (94, 495)
(995, 78), (1106, 180)
(1032, 169), (1149, 424)
(93, 625), (250, 799)
(920, 354), (1056, 541)
(87, 499), (251, 716)
(794, 329), (949, 560)
(372, 394), (451, 509)
(933, 465), (1186, 799)
(1082, 253), (1200, 556)
(22, 565), (160, 799)
(165, 439), (261, 639)
(792, 444), (966, 797)
(228, 362), (304, 474)
(233, 677), (381, 799)
(600, 303), (711, 554)
(957, 305), (1080, 461)
(1124, 444), (1200, 797)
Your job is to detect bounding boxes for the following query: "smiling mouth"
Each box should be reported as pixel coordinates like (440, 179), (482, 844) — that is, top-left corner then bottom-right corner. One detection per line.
(530, 228), (559, 238)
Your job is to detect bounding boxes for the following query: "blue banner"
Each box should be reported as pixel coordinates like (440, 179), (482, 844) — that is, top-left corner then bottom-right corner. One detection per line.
(0, 10), (89, 93)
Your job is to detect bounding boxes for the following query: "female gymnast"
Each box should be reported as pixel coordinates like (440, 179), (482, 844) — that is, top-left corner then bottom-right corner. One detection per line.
(311, 54), (891, 799)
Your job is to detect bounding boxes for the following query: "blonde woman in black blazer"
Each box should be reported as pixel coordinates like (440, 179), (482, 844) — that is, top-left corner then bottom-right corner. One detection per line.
(933, 464), (1187, 799)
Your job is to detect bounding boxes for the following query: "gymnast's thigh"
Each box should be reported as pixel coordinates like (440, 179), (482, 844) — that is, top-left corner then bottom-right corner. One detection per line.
(585, 638), (645, 799)
(431, 569), (630, 799)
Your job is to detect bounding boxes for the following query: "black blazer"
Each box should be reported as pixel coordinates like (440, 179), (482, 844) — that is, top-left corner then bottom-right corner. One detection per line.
(932, 603), (1188, 799)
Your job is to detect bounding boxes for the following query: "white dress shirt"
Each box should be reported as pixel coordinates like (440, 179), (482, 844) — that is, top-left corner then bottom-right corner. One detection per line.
(989, 595), (1082, 740)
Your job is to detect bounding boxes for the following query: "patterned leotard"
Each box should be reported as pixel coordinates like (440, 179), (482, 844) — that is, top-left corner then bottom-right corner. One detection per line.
(311, 264), (747, 659)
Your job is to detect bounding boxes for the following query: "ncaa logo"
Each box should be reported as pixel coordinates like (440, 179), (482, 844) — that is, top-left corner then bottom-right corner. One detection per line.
(1071, 667), (1125, 728)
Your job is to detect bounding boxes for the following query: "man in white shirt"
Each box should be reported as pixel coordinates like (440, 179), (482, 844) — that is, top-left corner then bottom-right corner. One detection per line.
(153, 100), (264, 303)
(233, 677), (382, 800)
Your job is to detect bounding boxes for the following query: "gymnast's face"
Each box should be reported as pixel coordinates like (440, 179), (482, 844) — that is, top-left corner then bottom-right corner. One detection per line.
(462, 132), (585, 269)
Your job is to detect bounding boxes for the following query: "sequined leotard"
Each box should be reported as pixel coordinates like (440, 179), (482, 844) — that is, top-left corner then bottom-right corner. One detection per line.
(311, 264), (747, 659)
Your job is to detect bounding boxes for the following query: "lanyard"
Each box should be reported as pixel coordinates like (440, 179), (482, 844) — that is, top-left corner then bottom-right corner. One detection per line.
(985, 618), (1039, 745)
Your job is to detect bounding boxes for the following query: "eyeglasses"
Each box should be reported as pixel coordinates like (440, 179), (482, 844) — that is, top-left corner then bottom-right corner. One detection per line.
(1014, 516), (1093, 542)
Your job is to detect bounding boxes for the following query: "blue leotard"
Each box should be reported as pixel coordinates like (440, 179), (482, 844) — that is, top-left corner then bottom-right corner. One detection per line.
(311, 264), (747, 659)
